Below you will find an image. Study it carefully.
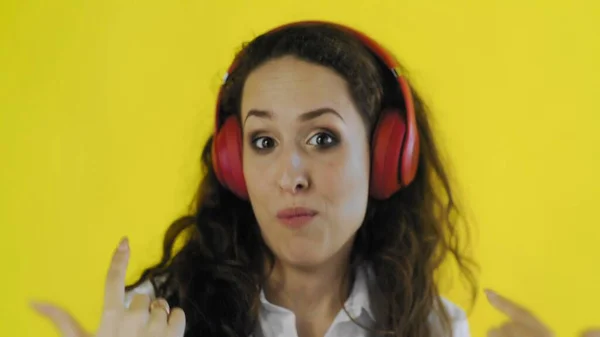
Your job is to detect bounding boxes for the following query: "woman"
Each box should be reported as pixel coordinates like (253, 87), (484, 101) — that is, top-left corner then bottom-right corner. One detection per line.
(32, 21), (591, 337)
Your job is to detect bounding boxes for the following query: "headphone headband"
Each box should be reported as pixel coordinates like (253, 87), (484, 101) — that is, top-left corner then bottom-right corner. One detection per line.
(216, 20), (416, 141)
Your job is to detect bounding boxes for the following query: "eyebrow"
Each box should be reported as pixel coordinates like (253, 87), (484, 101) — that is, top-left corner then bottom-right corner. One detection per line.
(243, 107), (344, 126)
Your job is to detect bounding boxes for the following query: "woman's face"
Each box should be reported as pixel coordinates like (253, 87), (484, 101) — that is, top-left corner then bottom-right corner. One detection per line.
(241, 55), (371, 268)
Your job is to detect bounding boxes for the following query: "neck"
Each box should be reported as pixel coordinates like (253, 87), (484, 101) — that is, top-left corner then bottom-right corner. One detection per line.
(263, 247), (354, 337)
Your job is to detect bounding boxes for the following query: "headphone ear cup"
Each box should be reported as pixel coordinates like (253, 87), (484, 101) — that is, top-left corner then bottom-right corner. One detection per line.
(370, 108), (406, 199)
(212, 116), (248, 199)
(399, 110), (419, 188)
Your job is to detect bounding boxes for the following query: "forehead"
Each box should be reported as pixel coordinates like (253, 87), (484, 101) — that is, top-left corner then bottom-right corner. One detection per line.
(241, 56), (356, 120)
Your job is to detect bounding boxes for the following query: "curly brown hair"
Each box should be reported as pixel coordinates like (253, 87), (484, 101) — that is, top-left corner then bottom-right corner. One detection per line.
(126, 22), (478, 337)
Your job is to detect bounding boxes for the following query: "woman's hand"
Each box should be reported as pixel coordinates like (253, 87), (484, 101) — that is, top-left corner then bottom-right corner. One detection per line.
(486, 289), (600, 337)
(31, 238), (186, 337)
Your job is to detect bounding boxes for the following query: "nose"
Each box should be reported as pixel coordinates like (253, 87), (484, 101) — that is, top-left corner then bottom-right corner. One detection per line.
(278, 152), (310, 194)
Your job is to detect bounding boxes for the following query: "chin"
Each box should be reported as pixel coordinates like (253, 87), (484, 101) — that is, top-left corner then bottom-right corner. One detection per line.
(276, 239), (331, 268)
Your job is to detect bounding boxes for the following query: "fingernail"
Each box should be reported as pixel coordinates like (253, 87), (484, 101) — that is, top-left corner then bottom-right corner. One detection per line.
(118, 237), (129, 251)
(29, 301), (49, 312)
(484, 289), (497, 299)
(488, 330), (500, 337)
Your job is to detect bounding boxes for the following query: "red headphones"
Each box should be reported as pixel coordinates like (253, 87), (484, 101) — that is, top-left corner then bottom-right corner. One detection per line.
(211, 21), (420, 200)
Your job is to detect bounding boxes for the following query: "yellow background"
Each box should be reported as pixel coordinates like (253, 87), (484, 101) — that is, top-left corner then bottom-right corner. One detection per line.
(1, 0), (599, 336)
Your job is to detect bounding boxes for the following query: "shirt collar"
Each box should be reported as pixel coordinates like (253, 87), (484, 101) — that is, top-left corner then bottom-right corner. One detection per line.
(344, 263), (377, 321)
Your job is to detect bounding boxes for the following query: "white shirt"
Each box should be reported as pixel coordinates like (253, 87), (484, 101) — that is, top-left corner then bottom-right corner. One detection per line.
(253, 265), (470, 337)
(126, 266), (470, 337)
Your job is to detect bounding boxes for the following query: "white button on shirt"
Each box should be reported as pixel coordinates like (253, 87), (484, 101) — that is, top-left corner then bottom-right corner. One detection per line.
(125, 265), (470, 337)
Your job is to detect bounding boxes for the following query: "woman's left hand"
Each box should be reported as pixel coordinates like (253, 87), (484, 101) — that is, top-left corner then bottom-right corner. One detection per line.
(485, 289), (554, 337)
(485, 289), (600, 337)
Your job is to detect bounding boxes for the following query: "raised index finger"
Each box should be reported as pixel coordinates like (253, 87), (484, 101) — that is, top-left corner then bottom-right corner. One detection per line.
(102, 237), (130, 313)
(485, 289), (547, 330)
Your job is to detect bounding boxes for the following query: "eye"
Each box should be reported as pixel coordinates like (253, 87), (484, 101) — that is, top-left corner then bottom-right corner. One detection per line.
(252, 136), (277, 150)
(307, 132), (338, 148)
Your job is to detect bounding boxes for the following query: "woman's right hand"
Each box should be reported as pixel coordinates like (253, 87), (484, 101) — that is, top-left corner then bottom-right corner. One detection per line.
(31, 238), (186, 337)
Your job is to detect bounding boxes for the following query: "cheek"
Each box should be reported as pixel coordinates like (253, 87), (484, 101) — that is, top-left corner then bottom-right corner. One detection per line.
(243, 150), (270, 191)
(244, 162), (273, 215)
(319, 146), (370, 214)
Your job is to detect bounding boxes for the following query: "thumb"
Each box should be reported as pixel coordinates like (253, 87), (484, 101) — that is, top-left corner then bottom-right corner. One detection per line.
(30, 301), (91, 337)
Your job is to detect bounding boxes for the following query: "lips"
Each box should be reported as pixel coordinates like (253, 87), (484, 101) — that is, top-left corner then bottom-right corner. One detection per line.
(276, 207), (318, 229)
(276, 207), (318, 218)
